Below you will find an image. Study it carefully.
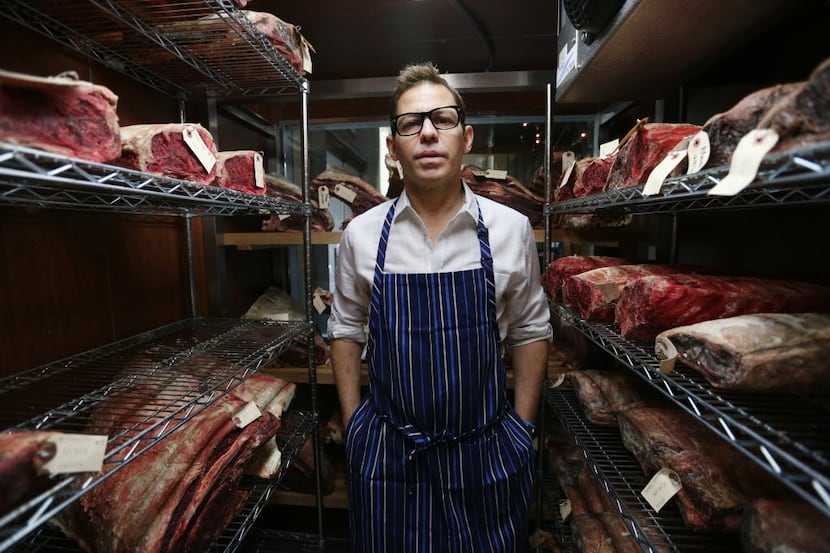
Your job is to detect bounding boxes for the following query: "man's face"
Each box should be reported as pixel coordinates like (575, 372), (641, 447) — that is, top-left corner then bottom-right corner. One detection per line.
(387, 83), (474, 189)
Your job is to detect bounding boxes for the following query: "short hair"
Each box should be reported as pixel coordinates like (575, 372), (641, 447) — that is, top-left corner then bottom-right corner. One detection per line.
(389, 62), (466, 119)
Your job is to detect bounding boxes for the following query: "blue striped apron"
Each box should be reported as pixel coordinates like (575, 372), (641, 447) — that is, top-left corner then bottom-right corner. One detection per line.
(345, 197), (535, 552)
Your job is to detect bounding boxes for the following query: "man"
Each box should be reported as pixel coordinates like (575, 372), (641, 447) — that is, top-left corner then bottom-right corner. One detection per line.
(328, 62), (552, 552)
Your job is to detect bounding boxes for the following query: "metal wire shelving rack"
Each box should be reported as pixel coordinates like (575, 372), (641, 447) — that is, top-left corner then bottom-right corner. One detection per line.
(551, 303), (830, 521)
(546, 386), (742, 553)
(546, 141), (830, 216)
(0, 1), (321, 550)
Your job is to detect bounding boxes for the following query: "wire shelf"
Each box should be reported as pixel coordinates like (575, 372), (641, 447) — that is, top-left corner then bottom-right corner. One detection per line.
(9, 411), (318, 553)
(547, 141), (830, 216)
(0, 143), (309, 217)
(240, 529), (323, 553)
(1, 0), (305, 98)
(551, 303), (830, 520)
(0, 317), (311, 552)
(546, 387), (743, 553)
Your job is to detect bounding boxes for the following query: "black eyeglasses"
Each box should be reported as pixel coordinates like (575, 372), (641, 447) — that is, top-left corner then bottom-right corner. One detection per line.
(391, 106), (464, 136)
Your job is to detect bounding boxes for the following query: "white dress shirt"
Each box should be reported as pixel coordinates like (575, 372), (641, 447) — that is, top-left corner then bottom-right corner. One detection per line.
(328, 183), (552, 347)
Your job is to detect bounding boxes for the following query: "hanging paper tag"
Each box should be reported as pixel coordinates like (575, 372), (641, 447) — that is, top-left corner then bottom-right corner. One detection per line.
(43, 433), (107, 475)
(708, 129), (778, 196)
(233, 401), (262, 428)
(559, 499), (572, 521)
(654, 336), (678, 374)
(558, 151), (576, 189)
(641, 467), (683, 512)
(599, 139), (619, 159)
(278, 213), (291, 221)
(182, 126), (216, 173)
(256, 438), (283, 474)
(318, 185), (330, 209)
(253, 152), (265, 189)
(333, 183), (357, 204)
(549, 373), (567, 388)
(484, 169), (508, 180)
(313, 291), (327, 314)
(642, 140), (690, 196)
(301, 38), (313, 74)
(686, 131), (711, 174)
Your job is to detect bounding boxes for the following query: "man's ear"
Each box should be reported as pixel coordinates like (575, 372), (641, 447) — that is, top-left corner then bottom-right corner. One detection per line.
(386, 134), (397, 160)
(463, 125), (474, 153)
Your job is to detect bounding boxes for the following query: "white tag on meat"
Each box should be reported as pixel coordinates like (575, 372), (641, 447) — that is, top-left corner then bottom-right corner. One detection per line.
(333, 183), (357, 204)
(558, 151), (576, 189)
(182, 125), (216, 173)
(686, 131), (711, 174)
(313, 291), (327, 314)
(318, 185), (330, 209)
(641, 467), (683, 512)
(643, 140), (690, 196)
(559, 498), (572, 521)
(708, 129), (778, 196)
(599, 138), (619, 159)
(233, 400), (262, 428)
(654, 336), (678, 374)
(254, 152), (265, 188)
(483, 169), (508, 180)
(43, 433), (107, 475)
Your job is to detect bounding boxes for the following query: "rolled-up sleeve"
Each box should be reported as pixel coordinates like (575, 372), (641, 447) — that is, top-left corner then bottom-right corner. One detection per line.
(503, 220), (553, 347)
(326, 226), (371, 343)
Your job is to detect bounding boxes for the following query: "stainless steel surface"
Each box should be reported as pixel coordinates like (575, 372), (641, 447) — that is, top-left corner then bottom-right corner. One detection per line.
(554, 0), (789, 103)
(0, 143), (309, 217)
(547, 386), (743, 553)
(546, 140), (830, 215)
(0, 317), (311, 551)
(551, 303), (830, 519)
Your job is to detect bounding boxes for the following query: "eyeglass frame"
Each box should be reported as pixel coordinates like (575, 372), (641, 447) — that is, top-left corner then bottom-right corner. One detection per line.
(390, 105), (465, 136)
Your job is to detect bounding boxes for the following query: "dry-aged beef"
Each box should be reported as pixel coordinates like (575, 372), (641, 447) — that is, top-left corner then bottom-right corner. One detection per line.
(213, 150), (265, 195)
(0, 431), (57, 517)
(0, 69), (120, 163)
(618, 407), (774, 532)
(462, 166), (544, 228)
(54, 373), (292, 553)
(261, 174), (334, 232)
(310, 167), (388, 229)
(116, 123), (218, 184)
(568, 369), (654, 426)
(570, 514), (616, 553)
(702, 82), (803, 168)
(605, 121), (701, 191)
(616, 274), (830, 342)
(758, 57), (830, 153)
(563, 264), (702, 322)
(742, 498), (830, 553)
(542, 255), (631, 302)
(527, 151), (565, 199)
(572, 155), (617, 198)
(656, 313), (830, 392)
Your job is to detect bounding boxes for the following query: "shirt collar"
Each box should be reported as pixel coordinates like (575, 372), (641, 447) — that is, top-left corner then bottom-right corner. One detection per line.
(394, 181), (478, 223)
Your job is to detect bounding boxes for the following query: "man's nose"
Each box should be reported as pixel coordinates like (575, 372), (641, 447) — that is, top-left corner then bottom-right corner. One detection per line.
(419, 117), (439, 139)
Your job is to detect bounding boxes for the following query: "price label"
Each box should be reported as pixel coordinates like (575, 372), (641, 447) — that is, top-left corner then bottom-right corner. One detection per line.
(642, 139), (690, 196)
(599, 139), (619, 159)
(313, 291), (327, 314)
(686, 131), (711, 174)
(182, 125), (216, 173)
(253, 152), (265, 189)
(641, 467), (683, 512)
(43, 433), (107, 475)
(317, 185), (330, 209)
(559, 499), (572, 521)
(333, 183), (357, 204)
(233, 401), (262, 428)
(709, 129), (778, 196)
(654, 336), (678, 374)
(484, 169), (508, 180)
(558, 151), (576, 190)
